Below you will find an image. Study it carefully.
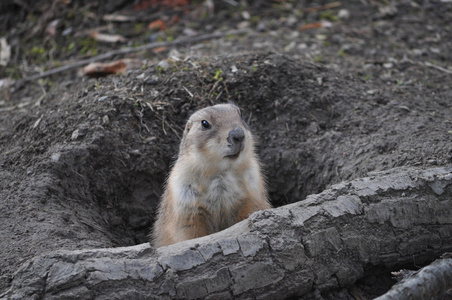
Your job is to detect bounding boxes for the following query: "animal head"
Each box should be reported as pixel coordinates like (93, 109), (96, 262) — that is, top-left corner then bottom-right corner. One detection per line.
(179, 103), (254, 171)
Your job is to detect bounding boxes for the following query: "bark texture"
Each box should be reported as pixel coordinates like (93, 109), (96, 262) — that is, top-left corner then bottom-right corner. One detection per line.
(376, 258), (452, 300)
(2, 166), (452, 300)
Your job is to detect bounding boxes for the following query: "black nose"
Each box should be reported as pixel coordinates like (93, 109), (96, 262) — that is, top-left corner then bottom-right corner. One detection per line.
(228, 127), (245, 145)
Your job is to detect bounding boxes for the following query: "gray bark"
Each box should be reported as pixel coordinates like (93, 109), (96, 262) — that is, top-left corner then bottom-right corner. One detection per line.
(2, 166), (452, 300)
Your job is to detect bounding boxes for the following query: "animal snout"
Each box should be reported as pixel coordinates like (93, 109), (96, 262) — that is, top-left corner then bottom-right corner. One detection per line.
(228, 127), (245, 145)
(226, 127), (245, 158)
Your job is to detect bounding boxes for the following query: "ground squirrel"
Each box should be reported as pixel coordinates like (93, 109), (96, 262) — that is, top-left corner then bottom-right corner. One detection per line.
(151, 103), (271, 247)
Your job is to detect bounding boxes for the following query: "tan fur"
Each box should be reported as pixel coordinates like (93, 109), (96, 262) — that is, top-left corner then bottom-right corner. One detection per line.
(151, 103), (271, 247)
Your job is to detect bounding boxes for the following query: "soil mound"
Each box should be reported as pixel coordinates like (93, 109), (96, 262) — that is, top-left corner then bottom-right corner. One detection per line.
(1, 53), (452, 294)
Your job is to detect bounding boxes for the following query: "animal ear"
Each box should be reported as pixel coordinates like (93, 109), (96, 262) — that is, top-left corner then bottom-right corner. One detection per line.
(228, 101), (241, 116)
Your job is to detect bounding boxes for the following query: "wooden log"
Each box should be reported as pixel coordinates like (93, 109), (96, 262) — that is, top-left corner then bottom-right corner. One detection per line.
(2, 166), (452, 299)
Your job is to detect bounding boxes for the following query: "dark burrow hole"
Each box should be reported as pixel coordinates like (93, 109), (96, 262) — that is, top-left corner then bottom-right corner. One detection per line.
(90, 141), (335, 248)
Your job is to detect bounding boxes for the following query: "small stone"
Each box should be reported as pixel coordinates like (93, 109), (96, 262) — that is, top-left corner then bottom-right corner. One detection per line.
(71, 127), (87, 140)
(71, 129), (80, 140)
(168, 49), (181, 61)
(51, 153), (61, 162)
(62, 27), (73, 36)
(338, 9), (350, 20)
(257, 22), (266, 32)
(284, 41), (296, 51)
(285, 15), (297, 27)
(237, 21), (250, 29)
(144, 75), (159, 85)
(379, 5), (398, 17)
(183, 28), (197, 36)
(157, 60), (170, 70)
(129, 149), (140, 156)
(241, 11), (250, 20)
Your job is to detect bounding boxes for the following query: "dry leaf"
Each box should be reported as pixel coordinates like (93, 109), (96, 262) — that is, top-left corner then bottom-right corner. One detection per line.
(82, 59), (142, 77)
(153, 46), (168, 53)
(299, 21), (333, 31)
(169, 15), (180, 25)
(303, 1), (341, 12)
(148, 19), (166, 31)
(90, 31), (127, 43)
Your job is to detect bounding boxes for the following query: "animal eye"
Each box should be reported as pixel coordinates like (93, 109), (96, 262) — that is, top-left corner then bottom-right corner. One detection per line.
(201, 120), (211, 129)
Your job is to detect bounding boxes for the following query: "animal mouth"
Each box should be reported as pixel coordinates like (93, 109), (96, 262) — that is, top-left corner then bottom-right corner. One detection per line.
(225, 152), (240, 159)
(224, 144), (243, 159)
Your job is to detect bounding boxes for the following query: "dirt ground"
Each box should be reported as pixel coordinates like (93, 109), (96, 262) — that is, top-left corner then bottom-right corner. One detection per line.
(1, 0), (452, 298)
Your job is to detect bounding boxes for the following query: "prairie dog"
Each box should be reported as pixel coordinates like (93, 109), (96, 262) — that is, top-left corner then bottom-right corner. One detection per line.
(152, 103), (271, 247)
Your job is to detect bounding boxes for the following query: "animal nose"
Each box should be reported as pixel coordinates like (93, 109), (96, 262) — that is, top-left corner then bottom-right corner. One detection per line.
(228, 127), (245, 144)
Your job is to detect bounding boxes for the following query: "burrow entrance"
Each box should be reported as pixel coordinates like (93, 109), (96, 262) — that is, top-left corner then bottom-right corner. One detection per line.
(6, 53), (451, 250)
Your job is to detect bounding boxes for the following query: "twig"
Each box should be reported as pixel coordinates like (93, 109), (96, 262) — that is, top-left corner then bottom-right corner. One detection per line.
(183, 86), (194, 97)
(162, 116), (167, 135)
(423, 61), (452, 75)
(405, 58), (452, 75)
(303, 1), (341, 12)
(164, 119), (182, 138)
(20, 29), (249, 84)
(138, 104), (151, 134)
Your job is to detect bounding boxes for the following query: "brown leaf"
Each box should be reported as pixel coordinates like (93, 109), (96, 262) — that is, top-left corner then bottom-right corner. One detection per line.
(153, 46), (168, 53)
(299, 21), (333, 31)
(147, 19), (166, 31)
(303, 1), (341, 12)
(82, 59), (142, 78)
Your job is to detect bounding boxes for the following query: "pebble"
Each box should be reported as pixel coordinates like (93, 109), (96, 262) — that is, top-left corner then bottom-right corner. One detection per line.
(427, 159), (437, 165)
(168, 49), (181, 61)
(241, 11), (250, 20)
(157, 60), (170, 70)
(338, 9), (350, 20)
(51, 153), (61, 162)
(71, 129), (80, 140)
(257, 22), (266, 32)
(144, 75), (159, 85)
